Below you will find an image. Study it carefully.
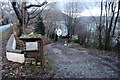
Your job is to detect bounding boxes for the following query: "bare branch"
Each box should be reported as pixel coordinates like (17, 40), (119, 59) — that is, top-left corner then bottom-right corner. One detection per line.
(29, 4), (47, 20)
(11, 2), (22, 25)
(40, 6), (52, 21)
(85, 4), (97, 23)
(29, 7), (39, 15)
(26, 11), (30, 24)
(25, 1), (48, 9)
(28, 20), (40, 26)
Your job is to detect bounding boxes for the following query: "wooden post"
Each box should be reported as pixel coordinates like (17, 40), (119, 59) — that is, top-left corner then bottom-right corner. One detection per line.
(40, 39), (44, 66)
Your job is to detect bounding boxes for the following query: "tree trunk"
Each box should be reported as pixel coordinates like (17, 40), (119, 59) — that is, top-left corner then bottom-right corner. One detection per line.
(112, 1), (120, 37)
(98, 0), (103, 49)
(104, 2), (108, 50)
(104, 2), (116, 50)
(22, 2), (27, 34)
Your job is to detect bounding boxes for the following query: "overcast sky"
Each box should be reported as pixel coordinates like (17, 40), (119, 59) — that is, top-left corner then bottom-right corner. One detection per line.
(44, 0), (118, 16)
(0, 0), (119, 17)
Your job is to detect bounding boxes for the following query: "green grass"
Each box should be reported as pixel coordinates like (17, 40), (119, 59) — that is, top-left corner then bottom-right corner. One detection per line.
(22, 62), (52, 73)
(82, 43), (98, 49)
(71, 39), (98, 49)
(71, 39), (79, 44)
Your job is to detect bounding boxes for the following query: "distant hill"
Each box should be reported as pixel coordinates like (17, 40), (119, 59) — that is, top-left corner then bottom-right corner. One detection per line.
(41, 9), (69, 21)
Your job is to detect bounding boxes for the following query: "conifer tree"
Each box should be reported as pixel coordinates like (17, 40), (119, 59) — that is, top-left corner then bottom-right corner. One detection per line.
(34, 15), (45, 35)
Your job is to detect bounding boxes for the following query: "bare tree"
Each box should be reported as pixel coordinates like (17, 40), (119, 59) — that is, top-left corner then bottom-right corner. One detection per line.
(0, 2), (13, 25)
(103, 1), (120, 50)
(64, 1), (81, 42)
(10, 0), (48, 35)
(98, 0), (103, 49)
(94, 0), (120, 50)
(41, 2), (60, 41)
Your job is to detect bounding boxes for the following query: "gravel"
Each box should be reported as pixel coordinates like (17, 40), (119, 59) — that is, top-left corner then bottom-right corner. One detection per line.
(45, 42), (119, 78)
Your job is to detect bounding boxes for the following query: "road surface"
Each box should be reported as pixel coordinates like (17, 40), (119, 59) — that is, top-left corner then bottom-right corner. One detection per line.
(45, 42), (119, 78)
(0, 24), (12, 33)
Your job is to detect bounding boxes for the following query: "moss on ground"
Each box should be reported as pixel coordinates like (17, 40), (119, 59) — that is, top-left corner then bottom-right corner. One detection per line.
(22, 62), (52, 73)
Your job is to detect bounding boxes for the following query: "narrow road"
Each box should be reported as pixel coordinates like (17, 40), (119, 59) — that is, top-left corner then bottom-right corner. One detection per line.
(0, 24), (12, 33)
(45, 42), (119, 78)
